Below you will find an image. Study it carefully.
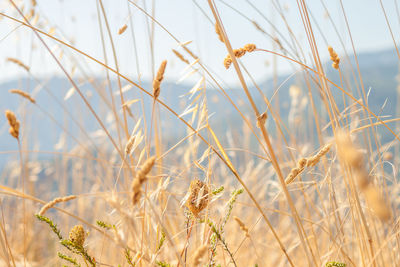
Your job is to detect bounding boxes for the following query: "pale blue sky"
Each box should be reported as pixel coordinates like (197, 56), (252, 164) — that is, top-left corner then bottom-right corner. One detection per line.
(0, 0), (399, 86)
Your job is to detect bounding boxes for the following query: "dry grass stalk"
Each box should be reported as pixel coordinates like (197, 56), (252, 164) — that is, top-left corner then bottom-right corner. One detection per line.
(215, 23), (224, 42)
(118, 24), (128, 35)
(285, 143), (332, 184)
(6, 57), (30, 72)
(153, 60), (167, 99)
(38, 195), (76, 216)
(233, 216), (250, 237)
(193, 244), (208, 265)
(172, 49), (189, 64)
(223, 44), (257, 69)
(9, 89), (36, 103)
(132, 156), (156, 205)
(336, 132), (391, 221)
(69, 225), (85, 247)
(5, 110), (20, 139)
(186, 179), (210, 216)
(328, 46), (340, 69)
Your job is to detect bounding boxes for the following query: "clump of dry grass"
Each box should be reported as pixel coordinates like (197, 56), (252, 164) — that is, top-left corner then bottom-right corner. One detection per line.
(9, 89), (36, 103)
(5, 110), (20, 139)
(132, 156), (156, 205)
(223, 44), (257, 69)
(38, 195), (76, 216)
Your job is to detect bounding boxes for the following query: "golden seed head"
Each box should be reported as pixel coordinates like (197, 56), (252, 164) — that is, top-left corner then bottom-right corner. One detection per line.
(186, 179), (210, 216)
(5, 110), (20, 139)
(172, 49), (189, 64)
(118, 24), (128, 35)
(243, 43), (256, 52)
(328, 46), (340, 69)
(9, 89), (36, 103)
(153, 60), (167, 99)
(132, 156), (156, 205)
(223, 44), (256, 69)
(69, 225), (85, 247)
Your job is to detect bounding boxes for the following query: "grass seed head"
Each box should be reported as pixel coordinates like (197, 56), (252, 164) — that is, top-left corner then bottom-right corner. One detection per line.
(186, 179), (210, 216)
(153, 60), (167, 99)
(69, 225), (86, 247)
(5, 110), (20, 139)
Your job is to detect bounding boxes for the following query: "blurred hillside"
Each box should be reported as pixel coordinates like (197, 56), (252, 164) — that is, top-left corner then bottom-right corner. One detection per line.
(0, 47), (398, 163)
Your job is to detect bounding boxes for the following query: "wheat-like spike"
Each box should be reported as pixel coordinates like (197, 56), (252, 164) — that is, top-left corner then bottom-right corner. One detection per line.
(6, 57), (30, 72)
(38, 195), (76, 216)
(9, 89), (36, 103)
(153, 60), (167, 99)
(132, 156), (156, 205)
(118, 24), (128, 35)
(172, 49), (189, 64)
(5, 110), (20, 139)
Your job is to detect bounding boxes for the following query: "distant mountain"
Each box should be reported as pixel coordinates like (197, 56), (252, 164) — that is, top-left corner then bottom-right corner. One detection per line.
(0, 47), (398, 164)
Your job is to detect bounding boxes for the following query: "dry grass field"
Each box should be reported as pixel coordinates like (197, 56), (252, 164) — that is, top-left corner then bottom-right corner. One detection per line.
(0, 0), (399, 266)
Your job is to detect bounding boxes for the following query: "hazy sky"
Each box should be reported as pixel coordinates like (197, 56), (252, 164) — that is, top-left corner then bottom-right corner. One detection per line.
(0, 0), (399, 86)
